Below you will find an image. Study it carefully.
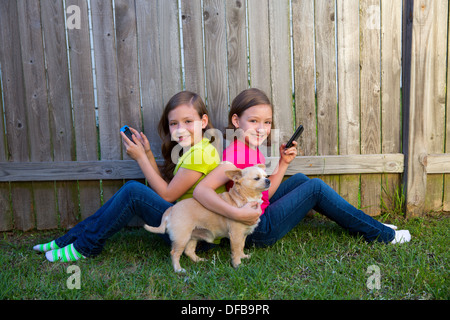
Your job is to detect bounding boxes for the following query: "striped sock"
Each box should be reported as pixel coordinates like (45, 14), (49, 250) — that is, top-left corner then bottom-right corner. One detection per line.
(45, 243), (85, 262)
(33, 240), (59, 253)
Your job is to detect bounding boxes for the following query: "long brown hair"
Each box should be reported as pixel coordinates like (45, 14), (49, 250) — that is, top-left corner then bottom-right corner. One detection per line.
(226, 88), (273, 143)
(158, 91), (213, 181)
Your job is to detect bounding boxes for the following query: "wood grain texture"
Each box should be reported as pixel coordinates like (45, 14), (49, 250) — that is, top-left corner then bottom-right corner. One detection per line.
(204, 0), (228, 132)
(66, 0), (101, 222)
(248, 0), (271, 97)
(181, 0), (206, 99)
(337, 0), (360, 208)
(360, 0), (382, 215)
(226, 0), (248, 100)
(269, 0), (293, 156)
(292, 0), (316, 156)
(41, 0), (78, 229)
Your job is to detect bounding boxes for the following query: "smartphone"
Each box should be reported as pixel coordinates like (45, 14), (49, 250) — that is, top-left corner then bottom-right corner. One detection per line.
(120, 125), (135, 144)
(285, 125), (304, 148)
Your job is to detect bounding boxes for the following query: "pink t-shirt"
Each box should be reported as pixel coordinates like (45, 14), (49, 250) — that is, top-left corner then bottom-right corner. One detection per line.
(222, 139), (270, 215)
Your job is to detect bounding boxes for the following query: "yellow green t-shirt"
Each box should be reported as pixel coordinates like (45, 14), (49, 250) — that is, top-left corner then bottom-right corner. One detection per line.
(173, 138), (226, 201)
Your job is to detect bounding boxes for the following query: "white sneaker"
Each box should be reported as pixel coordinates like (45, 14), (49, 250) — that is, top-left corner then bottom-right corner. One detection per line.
(391, 230), (411, 244)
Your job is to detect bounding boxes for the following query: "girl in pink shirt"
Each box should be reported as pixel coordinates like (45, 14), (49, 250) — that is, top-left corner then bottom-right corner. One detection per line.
(194, 88), (411, 246)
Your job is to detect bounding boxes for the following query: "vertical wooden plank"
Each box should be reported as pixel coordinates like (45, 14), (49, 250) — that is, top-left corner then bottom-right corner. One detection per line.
(0, 182), (10, 230)
(381, 0), (402, 155)
(115, 0), (144, 226)
(248, 0), (271, 97)
(0, 0), (33, 231)
(381, 0), (402, 212)
(424, 0), (448, 213)
(269, 0), (293, 157)
(292, 0), (316, 217)
(158, 0), (183, 105)
(91, 0), (122, 202)
(66, 0), (101, 222)
(315, 0), (338, 156)
(315, 0), (338, 192)
(360, 0), (382, 216)
(0, 72), (6, 161)
(17, 0), (57, 229)
(180, 0), (206, 100)
(0, 60), (12, 231)
(404, 0), (434, 217)
(337, 0), (360, 208)
(293, 0), (316, 157)
(203, 0), (228, 132)
(226, 0), (248, 101)
(41, 0), (79, 229)
(444, 4), (450, 213)
(136, 0), (164, 159)
(401, 0), (413, 214)
(115, 0), (142, 142)
(91, 0), (121, 161)
(248, 0), (273, 167)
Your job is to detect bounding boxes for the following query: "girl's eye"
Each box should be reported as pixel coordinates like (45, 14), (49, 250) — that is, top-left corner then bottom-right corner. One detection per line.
(170, 122), (177, 126)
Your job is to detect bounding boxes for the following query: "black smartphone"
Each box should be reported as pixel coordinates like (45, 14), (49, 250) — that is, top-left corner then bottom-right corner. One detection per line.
(120, 125), (135, 144)
(285, 125), (304, 148)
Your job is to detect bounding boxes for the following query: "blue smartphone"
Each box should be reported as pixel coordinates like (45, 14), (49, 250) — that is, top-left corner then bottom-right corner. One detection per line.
(120, 125), (135, 144)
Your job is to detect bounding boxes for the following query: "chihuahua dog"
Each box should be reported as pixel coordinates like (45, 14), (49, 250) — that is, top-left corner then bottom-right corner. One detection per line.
(144, 164), (270, 272)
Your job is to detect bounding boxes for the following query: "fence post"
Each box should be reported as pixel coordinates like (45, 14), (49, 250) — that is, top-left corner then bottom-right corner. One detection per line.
(402, 0), (443, 217)
(402, 0), (428, 218)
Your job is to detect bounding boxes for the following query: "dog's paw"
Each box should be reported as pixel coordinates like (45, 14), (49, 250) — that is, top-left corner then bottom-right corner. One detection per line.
(175, 268), (186, 273)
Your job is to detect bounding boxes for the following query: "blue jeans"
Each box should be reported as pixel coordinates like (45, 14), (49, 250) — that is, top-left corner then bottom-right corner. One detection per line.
(55, 180), (172, 257)
(246, 173), (395, 247)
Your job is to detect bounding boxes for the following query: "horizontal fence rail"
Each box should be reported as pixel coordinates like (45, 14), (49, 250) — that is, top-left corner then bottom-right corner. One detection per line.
(0, 154), (406, 182)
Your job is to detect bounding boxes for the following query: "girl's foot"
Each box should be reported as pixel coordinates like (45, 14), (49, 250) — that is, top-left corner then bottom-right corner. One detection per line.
(33, 240), (59, 253)
(391, 230), (411, 244)
(45, 243), (85, 262)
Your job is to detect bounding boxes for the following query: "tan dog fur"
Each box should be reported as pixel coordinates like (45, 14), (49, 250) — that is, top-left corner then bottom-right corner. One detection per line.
(144, 164), (270, 272)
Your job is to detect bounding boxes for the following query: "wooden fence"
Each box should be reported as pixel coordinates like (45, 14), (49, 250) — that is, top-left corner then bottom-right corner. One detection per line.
(0, 0), (449, 231)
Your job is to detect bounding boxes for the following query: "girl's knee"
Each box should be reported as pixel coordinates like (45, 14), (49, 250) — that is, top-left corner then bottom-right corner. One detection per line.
(121, 180), (148, 195)
(289, 172), (310, 185)
(309, 177), (326, 192)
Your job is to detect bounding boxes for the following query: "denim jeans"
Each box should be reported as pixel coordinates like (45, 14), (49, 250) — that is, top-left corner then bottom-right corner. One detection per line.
(55, 180), (172, 257)
(246, 173), (395, 247)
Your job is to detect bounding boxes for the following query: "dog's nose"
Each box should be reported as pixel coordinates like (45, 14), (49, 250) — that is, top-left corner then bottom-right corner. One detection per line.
(265, 178), (271, 187)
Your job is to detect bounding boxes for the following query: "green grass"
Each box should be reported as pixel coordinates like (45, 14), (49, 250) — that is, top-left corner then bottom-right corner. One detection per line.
(0, 213), (448, 300)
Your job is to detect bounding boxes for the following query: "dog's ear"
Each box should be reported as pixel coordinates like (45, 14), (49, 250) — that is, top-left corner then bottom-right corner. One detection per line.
(256, 164), (266, 171)
(225, 169), (243, 181)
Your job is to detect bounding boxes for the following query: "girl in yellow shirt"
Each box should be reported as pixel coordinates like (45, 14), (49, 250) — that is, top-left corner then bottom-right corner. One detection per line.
(34, 91), (224, 262)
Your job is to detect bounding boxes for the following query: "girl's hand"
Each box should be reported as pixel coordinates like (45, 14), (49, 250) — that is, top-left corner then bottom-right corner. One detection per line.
(121, 131), (146, 161)
(234, 202), (261, 226)
(280, 140), (298, 165)
(129, 127), (152, 155)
